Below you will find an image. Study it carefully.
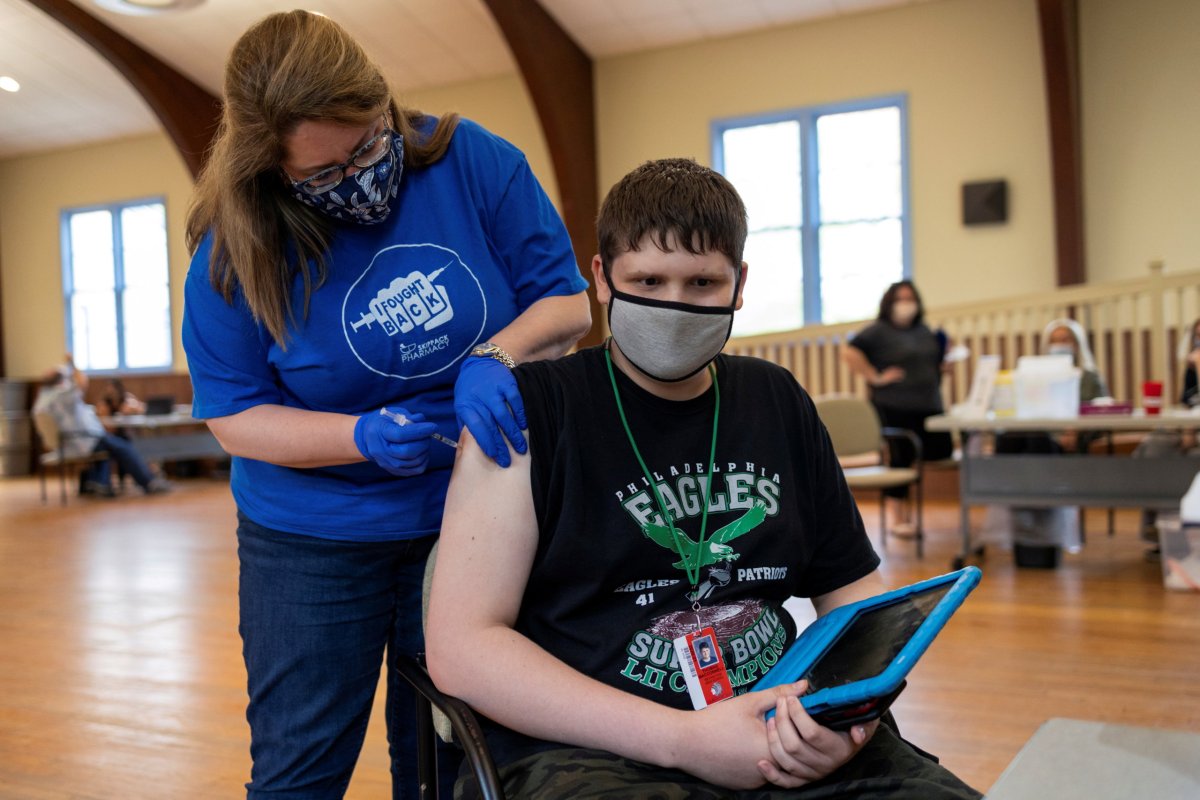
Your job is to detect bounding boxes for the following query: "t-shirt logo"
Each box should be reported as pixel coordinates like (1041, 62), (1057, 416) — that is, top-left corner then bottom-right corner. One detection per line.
(342, 243), (486, 379)
(351, 267), (454, 336)
(642, 499), (767, 574)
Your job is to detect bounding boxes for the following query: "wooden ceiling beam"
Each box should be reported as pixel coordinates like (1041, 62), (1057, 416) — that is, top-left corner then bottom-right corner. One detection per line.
(24, 0), (220, 179)
(481, 0), (602, 347)
(1037, 0), (1086, 287)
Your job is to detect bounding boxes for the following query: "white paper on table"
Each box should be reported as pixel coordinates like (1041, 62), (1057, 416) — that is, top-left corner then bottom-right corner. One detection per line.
(959, 354), (1000, 417)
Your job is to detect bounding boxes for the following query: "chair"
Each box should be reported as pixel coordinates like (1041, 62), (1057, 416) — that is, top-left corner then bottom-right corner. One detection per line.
(401, 542), (907, 799)
(32, 411), (109, 507)
(814, 396), (926, 557)
(396, 542), (506, 800)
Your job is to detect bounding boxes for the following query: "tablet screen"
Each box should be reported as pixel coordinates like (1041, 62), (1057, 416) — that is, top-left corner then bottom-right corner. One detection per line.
(803, 584), (953, 693)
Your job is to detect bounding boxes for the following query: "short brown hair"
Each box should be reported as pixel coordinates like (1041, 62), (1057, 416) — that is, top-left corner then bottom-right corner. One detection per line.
(597, 158), (747, 269)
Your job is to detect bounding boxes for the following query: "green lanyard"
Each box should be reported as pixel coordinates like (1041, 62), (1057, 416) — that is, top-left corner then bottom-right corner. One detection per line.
(605, 342), (720, 592)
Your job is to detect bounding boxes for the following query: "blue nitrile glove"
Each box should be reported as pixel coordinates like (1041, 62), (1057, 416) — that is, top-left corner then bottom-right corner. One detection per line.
(354, 407), (437, 476)
(454, 356), (527, 468)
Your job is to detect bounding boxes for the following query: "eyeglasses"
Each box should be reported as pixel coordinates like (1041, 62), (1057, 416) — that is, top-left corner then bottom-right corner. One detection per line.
(289, 119), (393, 195)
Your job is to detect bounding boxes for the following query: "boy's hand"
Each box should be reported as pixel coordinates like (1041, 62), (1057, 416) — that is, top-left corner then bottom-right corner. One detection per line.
(756, 681), (878, 788)
(669, 686), (788, 790)
(671, 680), (841, 790)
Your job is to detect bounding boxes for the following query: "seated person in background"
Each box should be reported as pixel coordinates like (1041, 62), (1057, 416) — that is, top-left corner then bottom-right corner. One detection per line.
(1178, 317), (1200, 452)
(992, 319), (1108, 565)
(996, 318), (1109, 455)
(99, 378), (146, 488)
(1044, 318), (1107, 399)
(33, 356), (171, 496)
(100, 378), (146, 417)
(427, 159), (981, 799)
(1042, 318), (1108, 452)
(1136, 318), (1200, 543)
(1182, 317), (1200, 410)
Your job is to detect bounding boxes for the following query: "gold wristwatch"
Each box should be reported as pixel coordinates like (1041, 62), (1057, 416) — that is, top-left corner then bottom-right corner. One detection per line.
(469, 341), (516, 369)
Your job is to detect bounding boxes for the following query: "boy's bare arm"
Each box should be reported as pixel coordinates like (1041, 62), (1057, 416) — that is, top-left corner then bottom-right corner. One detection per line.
(425, 431), (686, 765)
(425, 431), (802, 789)
(812, 571), (885, 618)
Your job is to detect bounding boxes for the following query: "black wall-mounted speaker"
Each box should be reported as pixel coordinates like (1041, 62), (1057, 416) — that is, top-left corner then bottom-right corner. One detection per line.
(962, 180), (1008, 225)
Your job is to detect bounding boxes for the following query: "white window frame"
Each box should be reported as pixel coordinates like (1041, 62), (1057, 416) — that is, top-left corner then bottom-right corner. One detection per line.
(712, 94), (912, 327)
(60, 197), (173, 374)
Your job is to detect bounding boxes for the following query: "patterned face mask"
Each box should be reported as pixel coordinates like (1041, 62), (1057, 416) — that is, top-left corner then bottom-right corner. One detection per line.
(289, 133), (404, 225)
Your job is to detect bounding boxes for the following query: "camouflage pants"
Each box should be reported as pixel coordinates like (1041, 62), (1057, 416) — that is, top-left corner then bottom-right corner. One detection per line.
(457, 726), (982, 800)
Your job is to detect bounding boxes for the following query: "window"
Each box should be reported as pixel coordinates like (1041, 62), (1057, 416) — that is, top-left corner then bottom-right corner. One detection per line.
(61, 199), (172, 372)
(713, 96), (910, 337)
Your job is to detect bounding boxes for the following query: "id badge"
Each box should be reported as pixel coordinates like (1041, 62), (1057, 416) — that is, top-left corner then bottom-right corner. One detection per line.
(672, 626), (733, 710)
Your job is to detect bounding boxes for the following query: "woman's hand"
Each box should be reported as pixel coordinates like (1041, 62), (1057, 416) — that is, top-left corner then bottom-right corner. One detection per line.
(353, 407), (436, 476)
(756, 681), (878, 788)
(871, 366), (906, 387)
(454, 357), (527, 468)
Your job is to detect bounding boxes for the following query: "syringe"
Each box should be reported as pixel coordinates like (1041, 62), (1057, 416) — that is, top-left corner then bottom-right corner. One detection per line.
(379, 407), (459, 449)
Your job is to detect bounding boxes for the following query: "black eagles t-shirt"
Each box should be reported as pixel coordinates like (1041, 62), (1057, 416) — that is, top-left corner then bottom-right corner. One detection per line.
(483, 346), (880, 768)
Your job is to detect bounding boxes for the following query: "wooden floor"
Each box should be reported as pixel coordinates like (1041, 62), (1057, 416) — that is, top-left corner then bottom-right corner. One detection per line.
(1, 475), (1198, 798)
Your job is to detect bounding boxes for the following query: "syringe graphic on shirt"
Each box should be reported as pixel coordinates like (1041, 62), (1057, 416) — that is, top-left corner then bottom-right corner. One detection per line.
(379, 407), (459, 449)
(352, 264), (455, 336)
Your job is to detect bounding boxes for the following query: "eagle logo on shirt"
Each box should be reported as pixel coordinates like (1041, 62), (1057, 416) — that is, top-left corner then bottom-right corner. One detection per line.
(641, 499), (767, 572)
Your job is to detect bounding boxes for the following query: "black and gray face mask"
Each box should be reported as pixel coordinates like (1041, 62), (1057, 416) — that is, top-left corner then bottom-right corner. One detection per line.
(605, 265), (741, 383)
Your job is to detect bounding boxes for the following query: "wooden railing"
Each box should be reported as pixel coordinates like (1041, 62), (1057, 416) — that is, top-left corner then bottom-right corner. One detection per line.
(726, 262), (1200, 406)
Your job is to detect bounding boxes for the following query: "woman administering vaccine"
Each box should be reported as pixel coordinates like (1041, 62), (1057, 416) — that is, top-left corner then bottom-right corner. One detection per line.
(181, 11), (590, 798)
(842, 280), (952, 536)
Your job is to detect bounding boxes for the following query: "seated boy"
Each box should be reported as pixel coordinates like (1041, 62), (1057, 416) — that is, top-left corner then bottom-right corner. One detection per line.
(427, 159), (980, 799)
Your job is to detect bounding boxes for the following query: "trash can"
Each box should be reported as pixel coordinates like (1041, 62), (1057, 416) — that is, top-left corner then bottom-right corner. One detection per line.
(1156, 514), (1200, 591)
(0, 380), (33, 476)
(985, 505), (1080, 569)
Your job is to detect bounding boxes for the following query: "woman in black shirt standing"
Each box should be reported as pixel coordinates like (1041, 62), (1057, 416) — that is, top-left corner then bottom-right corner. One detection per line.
(842, 280), (952, 536)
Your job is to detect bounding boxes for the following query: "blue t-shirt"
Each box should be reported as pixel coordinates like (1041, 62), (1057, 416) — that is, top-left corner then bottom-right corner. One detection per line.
(182, 118), (588, 541)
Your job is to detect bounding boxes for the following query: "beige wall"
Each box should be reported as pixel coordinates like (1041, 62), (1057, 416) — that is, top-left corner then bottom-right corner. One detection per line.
(596, 0), (1054, 310)
(402, 72), (557, 209)
(0, 74), (549, 379)
(2, 0), (1195, 376)
(0, 134), (194, 378)
(1081, 0), (1200, 282)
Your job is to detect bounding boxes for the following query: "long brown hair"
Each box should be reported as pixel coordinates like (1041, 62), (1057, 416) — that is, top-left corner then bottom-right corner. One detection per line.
(876, 280), (925, 327)
(186, 10), (459, 346)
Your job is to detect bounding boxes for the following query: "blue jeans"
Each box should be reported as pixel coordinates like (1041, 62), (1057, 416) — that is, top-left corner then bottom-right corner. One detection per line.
(90, 433), (154, 488)
(237, 513), (461, 799)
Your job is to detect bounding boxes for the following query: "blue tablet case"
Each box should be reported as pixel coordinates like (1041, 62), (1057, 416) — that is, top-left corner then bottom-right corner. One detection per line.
(755, 567), (982, 723)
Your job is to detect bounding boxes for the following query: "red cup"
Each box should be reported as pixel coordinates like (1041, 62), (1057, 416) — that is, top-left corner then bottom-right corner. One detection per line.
(1142, 380), (1163, 415)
